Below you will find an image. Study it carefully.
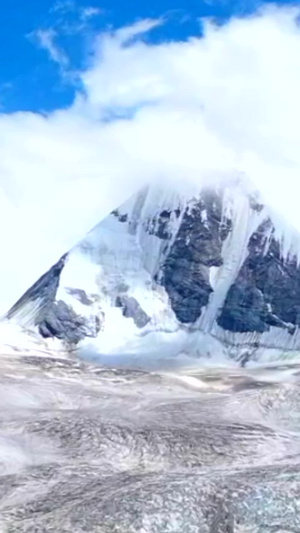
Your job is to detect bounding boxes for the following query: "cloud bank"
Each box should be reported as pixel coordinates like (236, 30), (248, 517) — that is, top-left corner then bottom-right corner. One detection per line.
(1, 6), (300, 313)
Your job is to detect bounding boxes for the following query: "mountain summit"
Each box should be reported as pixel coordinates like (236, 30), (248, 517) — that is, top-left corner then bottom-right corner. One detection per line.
(6, 176), (300, 364)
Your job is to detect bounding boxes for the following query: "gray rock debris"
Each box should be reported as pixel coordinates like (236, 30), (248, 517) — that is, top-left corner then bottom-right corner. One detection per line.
(115, 294), (150, 328)
(39, 300), (101, 344)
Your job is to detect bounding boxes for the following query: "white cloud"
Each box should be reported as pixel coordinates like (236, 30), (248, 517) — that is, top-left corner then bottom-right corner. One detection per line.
(34, 29), (69, 67)
(115, 18), (164, 43)
(78, 8), (300, 219)
(1, 7), (300, 312)
(81, 6), (102, 20)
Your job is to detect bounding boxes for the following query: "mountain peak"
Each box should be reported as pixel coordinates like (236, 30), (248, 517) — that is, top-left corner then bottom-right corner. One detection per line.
(6, 178), (300, 365)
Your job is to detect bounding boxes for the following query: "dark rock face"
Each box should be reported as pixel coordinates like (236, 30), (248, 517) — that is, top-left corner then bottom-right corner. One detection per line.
(148, 209), (179, 240)
(160, 189), (231, 324)
(116, 295), (150, 328)
(217, 283), (270, 333)
(146, 191), (300, 334)
(218, 220), (300, 333)
(39, 300), (100, 344)
(112, 209), (128, 223)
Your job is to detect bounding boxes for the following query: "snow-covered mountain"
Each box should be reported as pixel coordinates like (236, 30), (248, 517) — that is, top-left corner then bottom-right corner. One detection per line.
(6, 176), (300, 365)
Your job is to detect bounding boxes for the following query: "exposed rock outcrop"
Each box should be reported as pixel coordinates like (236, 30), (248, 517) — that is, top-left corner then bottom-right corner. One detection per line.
(115, 295), (150, 328)
(160, 189), (231, 323)
(39, 300), (101, 344)
(218, 219), (300, 334)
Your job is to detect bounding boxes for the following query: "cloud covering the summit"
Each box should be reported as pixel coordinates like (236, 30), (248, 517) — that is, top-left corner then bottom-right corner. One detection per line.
(0, 6), (300, 311)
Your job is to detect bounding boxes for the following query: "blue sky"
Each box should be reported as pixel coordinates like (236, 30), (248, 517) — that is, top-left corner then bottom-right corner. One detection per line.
(0, 0), (299, 113)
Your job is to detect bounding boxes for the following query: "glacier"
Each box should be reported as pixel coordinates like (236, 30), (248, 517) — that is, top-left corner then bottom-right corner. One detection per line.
(5, 175), (300, 365)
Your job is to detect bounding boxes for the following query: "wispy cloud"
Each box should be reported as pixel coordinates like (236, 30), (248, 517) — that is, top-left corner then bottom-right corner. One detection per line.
(48, 2), (103, 36)
(81, 7), (102, 20)
(115, 18), (164, 44)
(52, 1), (102, 22)
(33, 29), (69, 67)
